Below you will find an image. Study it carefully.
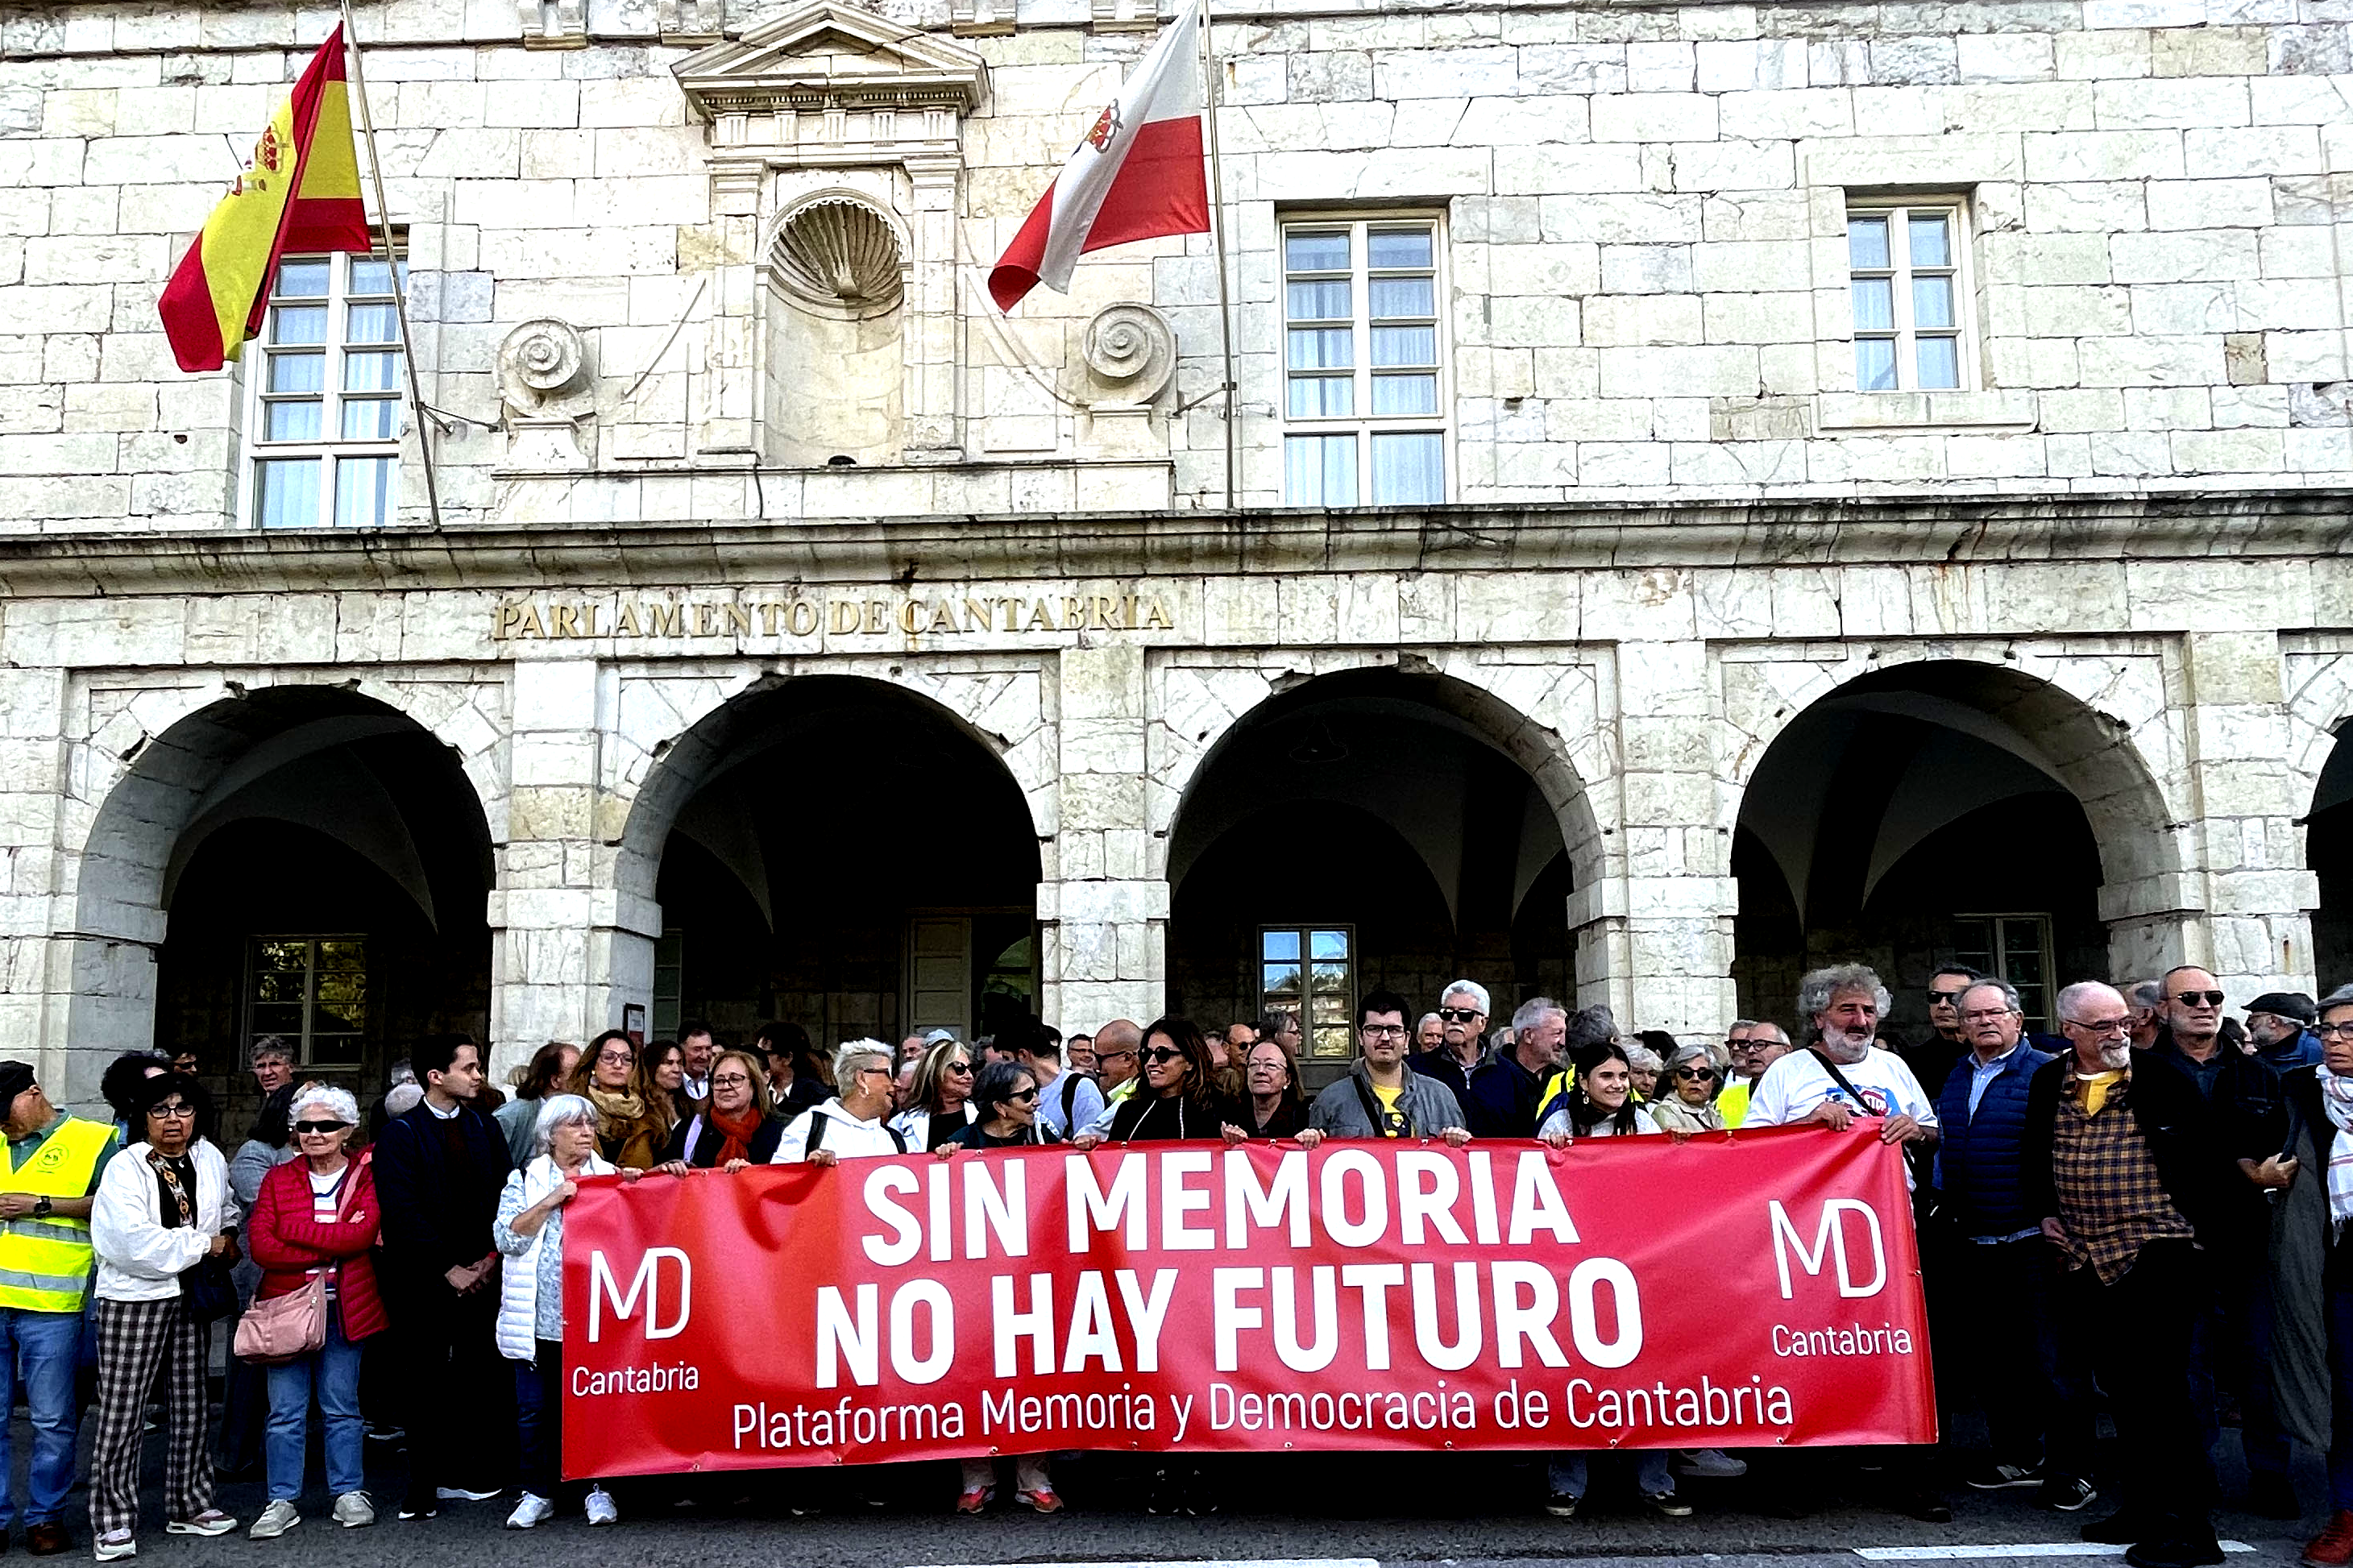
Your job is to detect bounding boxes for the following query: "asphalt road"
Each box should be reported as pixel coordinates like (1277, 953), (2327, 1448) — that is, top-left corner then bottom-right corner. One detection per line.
(38, 1426), (2324, 1568)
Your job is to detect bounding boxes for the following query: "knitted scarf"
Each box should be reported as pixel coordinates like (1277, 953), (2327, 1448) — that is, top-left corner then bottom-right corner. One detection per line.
(2319, 1067), (2353, 1235)
(707, 1101), (767, 1167)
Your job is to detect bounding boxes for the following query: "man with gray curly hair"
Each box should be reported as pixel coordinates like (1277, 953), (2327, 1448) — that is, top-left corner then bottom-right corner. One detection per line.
(1749, 964), (1939, 1172)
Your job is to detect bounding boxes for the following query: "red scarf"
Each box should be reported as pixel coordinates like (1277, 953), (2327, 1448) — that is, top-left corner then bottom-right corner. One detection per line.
(708, 1101), (767, 1166)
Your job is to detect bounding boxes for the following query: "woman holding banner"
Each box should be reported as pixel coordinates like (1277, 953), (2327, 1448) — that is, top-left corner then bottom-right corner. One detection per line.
(1074, 1018), (1243, 1146)
(1648, 1046), (1727, 1134)
(495, 1094), (637, 1531)
(1239, 1037), (1311, 1139)
(941, 1061), (1057, 1153)
(658, 1050), (784, 1170)
(1537, 1041), (1663, 1143)
(892, 1038), (979, 1151)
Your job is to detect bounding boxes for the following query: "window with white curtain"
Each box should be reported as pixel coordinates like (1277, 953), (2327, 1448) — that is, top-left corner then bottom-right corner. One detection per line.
(241, 248), (407, 529)
(1846, 200), (1973, 393)
(1280, 214), (1449, 507)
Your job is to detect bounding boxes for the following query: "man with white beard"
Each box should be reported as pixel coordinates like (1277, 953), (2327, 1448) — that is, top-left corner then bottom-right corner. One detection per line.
(1745, 964), (1948, 1524)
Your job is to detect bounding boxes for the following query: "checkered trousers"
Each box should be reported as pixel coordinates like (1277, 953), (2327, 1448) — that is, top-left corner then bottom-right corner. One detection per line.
(89, 1296), (214, 1537)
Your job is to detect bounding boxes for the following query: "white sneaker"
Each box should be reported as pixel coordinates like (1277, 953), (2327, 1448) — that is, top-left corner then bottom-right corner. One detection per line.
(584, 1487), (618, 1526)
(247, 1501), (300, 1541)
(93, 1530), (136, 1561)
(434, 1486), (500, 1502)
(1673, 1448), (1749, 1479)
(332, 1492), (375, 1529)
(164, 1511), (236, 1537)
(504, 1493), (554, 1531)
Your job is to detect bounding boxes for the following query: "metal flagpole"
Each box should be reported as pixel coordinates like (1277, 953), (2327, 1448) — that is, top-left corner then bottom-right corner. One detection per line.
(1197, 0), (1239, 511)
(338, 0), (444, 530)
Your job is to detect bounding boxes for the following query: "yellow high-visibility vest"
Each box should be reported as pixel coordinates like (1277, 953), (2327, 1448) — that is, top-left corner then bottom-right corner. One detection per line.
(0, 1118), (111, 1312)
(1718, 1079), (1753, 1129)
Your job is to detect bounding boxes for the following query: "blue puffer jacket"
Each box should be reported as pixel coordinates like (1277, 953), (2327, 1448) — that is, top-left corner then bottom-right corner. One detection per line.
(1933, 1043), (2055, 1238)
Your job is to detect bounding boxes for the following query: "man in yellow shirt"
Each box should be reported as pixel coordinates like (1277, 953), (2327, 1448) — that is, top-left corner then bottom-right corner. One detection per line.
(1306, 989), (1472, 1143)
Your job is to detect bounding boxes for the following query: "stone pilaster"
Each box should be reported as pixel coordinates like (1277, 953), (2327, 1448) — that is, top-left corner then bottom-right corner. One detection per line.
(901, 156), (965, 463)
(1044, 644), (1162, 1031)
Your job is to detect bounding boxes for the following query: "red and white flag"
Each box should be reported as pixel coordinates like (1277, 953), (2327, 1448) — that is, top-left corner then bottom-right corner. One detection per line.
(988, 0), (1210, 312)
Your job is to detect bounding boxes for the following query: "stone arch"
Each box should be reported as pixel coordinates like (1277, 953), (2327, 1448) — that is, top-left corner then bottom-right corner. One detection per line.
(1724, 648), (2184, 1029)
(63, 681), (499, 1109)
(2285, 644), (2353, 981)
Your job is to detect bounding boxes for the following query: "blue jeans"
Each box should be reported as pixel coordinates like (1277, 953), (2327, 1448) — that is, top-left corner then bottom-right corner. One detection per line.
(515, 1338), (566, 1503)
(1547, 1450), (1672, 1500)
(0, 1306), (83, 1528)
(264, 1309), (364, 1501)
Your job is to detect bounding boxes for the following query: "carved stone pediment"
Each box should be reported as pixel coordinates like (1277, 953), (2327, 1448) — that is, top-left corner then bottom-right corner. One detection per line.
(674, 4), (985, 122)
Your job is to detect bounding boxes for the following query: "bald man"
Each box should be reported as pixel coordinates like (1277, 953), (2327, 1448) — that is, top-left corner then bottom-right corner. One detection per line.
(1080, 1020), (1143, 1137)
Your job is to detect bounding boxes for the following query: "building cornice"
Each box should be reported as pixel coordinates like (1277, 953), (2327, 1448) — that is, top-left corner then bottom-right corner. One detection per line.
(0, 491), (2347, 599)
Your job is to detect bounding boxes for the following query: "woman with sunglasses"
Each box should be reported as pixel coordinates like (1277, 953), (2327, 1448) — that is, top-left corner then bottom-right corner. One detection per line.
(1073, 1018), (1242, 1147)
(89, 1073), (240, 1558)
(1648, 1046), (1728, 1133)
(243, 1084), (384, 1537)
(891, 1037), (979, 1152)
(567, 1030), (666, 1170)
(943, 1060), (1058, 1153)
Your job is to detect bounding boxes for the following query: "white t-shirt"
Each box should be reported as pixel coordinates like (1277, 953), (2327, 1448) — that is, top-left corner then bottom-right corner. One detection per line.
(1747, 1047), (1937, 1139)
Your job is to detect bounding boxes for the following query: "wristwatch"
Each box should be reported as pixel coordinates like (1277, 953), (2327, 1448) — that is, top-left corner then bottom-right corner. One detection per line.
(32, 1197), (50, 1217)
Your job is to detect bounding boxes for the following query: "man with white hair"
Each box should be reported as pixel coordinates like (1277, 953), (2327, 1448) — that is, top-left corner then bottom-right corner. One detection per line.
(1717, 1022), (1790, 1129)
(1463, 997), (1567, 1138)
(2026, 981), (2224, 1567)
(1410, 979), (1492, 1101)
(772, 1042), (908, 1164)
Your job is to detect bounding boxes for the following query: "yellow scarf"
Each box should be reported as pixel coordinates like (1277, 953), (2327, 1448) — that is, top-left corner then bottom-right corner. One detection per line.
(2073, 1068), (2125, 1117)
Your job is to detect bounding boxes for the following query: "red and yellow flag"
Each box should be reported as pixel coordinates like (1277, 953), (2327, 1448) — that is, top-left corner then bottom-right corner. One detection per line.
(158, 26), (371, 372)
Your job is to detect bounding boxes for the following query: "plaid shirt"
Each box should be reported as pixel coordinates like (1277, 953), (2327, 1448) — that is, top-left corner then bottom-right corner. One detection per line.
(2052, 1072), (2195, 1284)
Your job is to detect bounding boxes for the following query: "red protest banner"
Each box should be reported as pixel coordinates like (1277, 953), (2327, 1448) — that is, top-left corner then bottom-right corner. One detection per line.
(560, 1126), (1934, 1479)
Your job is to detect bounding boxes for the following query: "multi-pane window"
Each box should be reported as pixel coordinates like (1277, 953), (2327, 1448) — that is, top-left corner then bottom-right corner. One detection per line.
(243, 250), (407, 529)
(1259, 926), (1355, 1060)
(1848, 204), (1969, 393)
(247, 936), (366, 1067)
(1281, 217), (1447, 507)
(1948, 915), (2053, 1033)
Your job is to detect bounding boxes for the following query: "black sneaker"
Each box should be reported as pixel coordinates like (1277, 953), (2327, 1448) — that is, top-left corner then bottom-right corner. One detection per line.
(1145, 1471), (1177, 1516)
(1967, 1461), (2044, 1491)
(1544, 1492), (1579, 1518)
(2040, 1476), (2098, 1513)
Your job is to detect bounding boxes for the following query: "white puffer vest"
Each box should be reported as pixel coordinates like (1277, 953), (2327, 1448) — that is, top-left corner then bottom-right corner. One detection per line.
(494, 1152), (614, 1364)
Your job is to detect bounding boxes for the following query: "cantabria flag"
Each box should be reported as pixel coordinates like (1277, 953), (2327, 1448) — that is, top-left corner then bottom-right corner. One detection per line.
(158, 25), (372, 372)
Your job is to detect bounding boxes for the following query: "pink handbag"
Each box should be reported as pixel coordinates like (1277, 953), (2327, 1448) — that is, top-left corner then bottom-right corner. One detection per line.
(233, 1155), (364, 1367)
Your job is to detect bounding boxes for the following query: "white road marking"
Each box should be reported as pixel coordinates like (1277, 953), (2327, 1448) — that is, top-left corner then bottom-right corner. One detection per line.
(1854, 1544), (2257, 1560)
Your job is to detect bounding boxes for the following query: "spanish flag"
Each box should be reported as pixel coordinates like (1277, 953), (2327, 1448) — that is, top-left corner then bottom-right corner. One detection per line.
(158, 26), (372, 372)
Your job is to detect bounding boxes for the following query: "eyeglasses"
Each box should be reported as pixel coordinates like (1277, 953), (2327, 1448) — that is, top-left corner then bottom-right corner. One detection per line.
(1728, 1038), (1760, 1051)
(1145, 1047), (1185, 1065)
(712, 1073), (753, 1087)
(1674, 1067), (1717, 1081)
(1928, 989), (1965, 1006)
(1009, 1087), (1040, 1103)
(1361, 1024), (1408, 1039)
(2173, 989), (2226, 1007)
(2318, 1021), (2353, 1039)
(2064, 1016), (2132, 1035)
(1436, 1007), (1483, 1023)
(294, 1120), (347, 1135)
(150, 1104), (195, 1119)
(944, 1061), (974, 1076)
(597, 1051), (633, 1066)
(1960, 1008), (2016, 1023)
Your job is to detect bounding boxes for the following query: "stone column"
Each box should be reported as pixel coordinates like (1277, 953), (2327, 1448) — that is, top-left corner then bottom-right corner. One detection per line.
(900, 154), (965, 464)
(2172, 631), (2318, 997)
(2, 668), (106, 1105)
(694, 165), (762, 458)
(1604, 639), (1739, 1043)
(1043, 644), (1162, 1031)
(487, 657), (654, 1078)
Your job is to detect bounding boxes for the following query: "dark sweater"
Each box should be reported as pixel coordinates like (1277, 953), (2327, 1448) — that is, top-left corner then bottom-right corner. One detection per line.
(1105, 1092), (1243, 1143)
(372, 1101), (513, 1280)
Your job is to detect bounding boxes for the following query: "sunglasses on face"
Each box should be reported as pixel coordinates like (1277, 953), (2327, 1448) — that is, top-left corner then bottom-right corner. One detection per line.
(294, 1120), (347, 1135)
(1009, 1087), (1040, 1103)
(1146, 1047), (1185, 1065)
(945, 1061), (974, 1076)
(1437, 1008), (1483, 1023)
(1674, 1067), (1716, 1081)
(2174, 990), (2226, 1007)
(1928, 989), (1965, 1005)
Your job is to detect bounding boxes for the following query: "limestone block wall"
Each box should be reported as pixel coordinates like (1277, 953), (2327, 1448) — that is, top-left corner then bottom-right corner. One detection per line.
(2, 0), (2350, 529)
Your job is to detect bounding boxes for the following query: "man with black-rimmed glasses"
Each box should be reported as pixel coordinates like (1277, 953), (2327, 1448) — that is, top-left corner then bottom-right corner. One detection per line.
(1308, 989), (1471, 1143)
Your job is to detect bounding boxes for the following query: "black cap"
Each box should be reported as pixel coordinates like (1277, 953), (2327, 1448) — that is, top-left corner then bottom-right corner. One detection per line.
(2247, 991), (2317, 1025)
(0, 1062), (35, 1105)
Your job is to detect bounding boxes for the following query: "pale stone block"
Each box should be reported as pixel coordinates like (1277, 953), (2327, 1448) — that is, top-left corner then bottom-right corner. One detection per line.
(1370, 47), (1517, 98)
(2093, 76), (2250, 128)
(1957, 32), (2056, 81)
(2024, 128), (2184, 181)
(2110, 228), (2260, 283)
(1670, 138), (1796, 192)
(1591, 92), (1716, 143)
(2128, 281), (2236, 334)
(1627, 41), (1697, 92)
(1716, 87), (1853, 139)
(2172, 427), (2286, 472)
(1540, 191), (1702, 244)
(1517, 44), (1629, 94)
(1496, 143), (1644, 195)
(1584, 293), (1703, 346)
(1599, 244), (1693, 293)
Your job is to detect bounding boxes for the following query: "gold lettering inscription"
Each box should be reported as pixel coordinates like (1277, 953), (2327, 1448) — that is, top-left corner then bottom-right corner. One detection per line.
(646, 603), (684, 638)
(789, 599), (819, 637)
(488, 589), (1178, 645)
(550, 604), (581, 639)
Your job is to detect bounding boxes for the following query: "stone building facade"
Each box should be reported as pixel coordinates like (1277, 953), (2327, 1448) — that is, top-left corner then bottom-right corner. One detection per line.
(2, 0), (2350, 1108)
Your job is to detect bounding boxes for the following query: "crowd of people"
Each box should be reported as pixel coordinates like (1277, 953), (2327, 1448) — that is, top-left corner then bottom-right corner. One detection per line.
(0, 961), (2343, 1562)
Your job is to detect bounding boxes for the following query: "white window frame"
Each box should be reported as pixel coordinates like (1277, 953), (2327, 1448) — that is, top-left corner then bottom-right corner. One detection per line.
(243, 934), (368, 1068)
(1278, 211), (1452, 507)
(1845, 197), (1976, 395)
(1257, 923), (1358, 1061)
(239, 247), (408, 529)
(1948, 913), (2056, 1034)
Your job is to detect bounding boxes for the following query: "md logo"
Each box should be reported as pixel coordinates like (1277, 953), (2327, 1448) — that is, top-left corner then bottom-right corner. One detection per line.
(1766, 1199), (1886, 1300)
(587, 1248), (691, 1342)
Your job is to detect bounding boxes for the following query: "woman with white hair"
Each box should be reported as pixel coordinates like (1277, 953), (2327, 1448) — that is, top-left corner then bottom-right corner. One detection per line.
(495, 1094), (639, 1530)
(243, 1083), (384, 1538)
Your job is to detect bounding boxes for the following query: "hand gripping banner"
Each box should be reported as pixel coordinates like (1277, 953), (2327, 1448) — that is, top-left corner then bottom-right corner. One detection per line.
(561, 1126), (1935, 1479)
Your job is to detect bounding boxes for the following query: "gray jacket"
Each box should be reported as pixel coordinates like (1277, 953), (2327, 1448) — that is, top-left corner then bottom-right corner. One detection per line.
(1308, 1060), (1467, 1139)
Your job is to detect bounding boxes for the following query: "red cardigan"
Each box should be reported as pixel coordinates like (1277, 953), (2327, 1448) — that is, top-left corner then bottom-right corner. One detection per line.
(244, 1154), (388, 1342)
